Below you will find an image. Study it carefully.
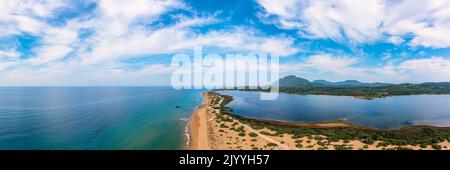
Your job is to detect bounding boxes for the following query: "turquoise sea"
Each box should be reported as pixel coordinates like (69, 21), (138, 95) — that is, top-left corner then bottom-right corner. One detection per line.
(0, 87), (204, 150)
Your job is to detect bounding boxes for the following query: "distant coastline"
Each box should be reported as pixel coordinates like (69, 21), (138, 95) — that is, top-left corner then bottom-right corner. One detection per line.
(224, 75), (450, 100)
(188, 91), (450, 150)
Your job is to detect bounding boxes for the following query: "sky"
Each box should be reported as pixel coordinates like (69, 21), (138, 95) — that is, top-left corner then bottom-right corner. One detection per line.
(0, 0), (450, 86)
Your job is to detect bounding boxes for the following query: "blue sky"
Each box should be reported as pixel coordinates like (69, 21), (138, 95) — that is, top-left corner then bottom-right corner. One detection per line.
(0, 0), (450, 86)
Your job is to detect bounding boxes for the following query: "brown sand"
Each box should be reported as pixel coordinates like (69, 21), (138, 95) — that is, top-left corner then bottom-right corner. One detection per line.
(188, 93), (211, 150)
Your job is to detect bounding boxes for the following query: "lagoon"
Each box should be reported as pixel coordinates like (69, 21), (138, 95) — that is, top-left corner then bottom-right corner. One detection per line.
(219, 91), (450, 130)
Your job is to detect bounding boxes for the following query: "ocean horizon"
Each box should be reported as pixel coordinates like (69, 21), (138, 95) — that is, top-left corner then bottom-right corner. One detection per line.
(0, 87), (204, 150)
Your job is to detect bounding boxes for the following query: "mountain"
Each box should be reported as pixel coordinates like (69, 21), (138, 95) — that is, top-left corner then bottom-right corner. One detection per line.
(312, 80), (334, 85)
(279, 75), (392, 87)
(418, 82), (450, 90)
(278, 75), (313, 87)
(335, 80), (365, 86)
(420, 82), (450, 86)
(267, 75), (450, 99)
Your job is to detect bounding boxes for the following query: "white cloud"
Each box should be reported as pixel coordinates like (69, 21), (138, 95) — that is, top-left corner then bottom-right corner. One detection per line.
(3, 0), (66, 18)
(397, 57), (450, 82)
(302, 54), (358, 71)
(387, 36), (405, 45)
(175, 27), (299, 56)
(99, 0), (183, 20)
(281, 54), (368, 81)
(5, 0), (448, 86)
(0, 50), (20, 58)
(258, 0), (385, 44)
(80, 17), (298, 64)
(257, 0), (303, 19)
(0, 0), (66, 36)
(409, 26), (450, 48)
(0, 60), (178, 86)
(0, 0), (300, 85)
(0, 0), (80, 66)
(0, 0), (187, 85)
(282, 54), (450, 83)
(257, 0), (450, 48)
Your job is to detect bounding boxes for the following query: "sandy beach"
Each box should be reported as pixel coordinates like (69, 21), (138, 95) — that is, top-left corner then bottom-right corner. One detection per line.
(188, 93), (211, 150)
(189, 92), (450, 150)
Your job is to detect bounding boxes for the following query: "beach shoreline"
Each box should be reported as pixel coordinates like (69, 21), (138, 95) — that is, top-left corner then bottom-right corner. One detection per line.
(188, 93), (211, 150)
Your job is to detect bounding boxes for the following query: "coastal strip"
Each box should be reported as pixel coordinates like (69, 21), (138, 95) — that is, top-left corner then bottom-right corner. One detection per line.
(188, 93), (211, 150)
(189, 91), (450, 150)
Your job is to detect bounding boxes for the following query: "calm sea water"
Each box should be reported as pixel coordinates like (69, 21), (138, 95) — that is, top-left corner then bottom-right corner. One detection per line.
(0, 87), (204, 150)
(219, 91), (450, 129)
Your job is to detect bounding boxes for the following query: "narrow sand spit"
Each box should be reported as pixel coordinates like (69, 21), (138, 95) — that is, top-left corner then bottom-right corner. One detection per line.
(188, 93), (211, 150)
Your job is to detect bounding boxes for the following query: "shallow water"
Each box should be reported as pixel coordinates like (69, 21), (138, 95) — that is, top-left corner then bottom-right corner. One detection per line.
(0, 87), (204, 149)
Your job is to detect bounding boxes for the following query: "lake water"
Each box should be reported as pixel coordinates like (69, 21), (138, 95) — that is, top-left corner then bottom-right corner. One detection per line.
(219, 91), (450, 129)
(0, 87), (204, 149)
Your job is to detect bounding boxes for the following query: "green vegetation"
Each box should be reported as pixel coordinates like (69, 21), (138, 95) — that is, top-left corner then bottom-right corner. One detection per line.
(248, 132), (258, 137)
(233, 82), (450, 99)
(295, 139), (303, 143)
(235, 126), (245, 132)
(277, 84), (450, 99)
(267, 143), (278, 147)
(208, 91), (450, 149)
(361, 137), (375, 145)
(317, 141), (326, 146)
(220, 124), (229, 129)
(314, 136), (324, 140)
(318, 146), (329, 150)
(243, 117), (447, 147)
(238, 132), (246, 137)
(217, 115), (233, 122)
(334, 145), (353, 150)
(260, 131), (276, 136)
(225, 109), (450, 147)
(393, 147), (413, 150)
(432, 144), (442, 150)
(376, 141), (390, 147)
